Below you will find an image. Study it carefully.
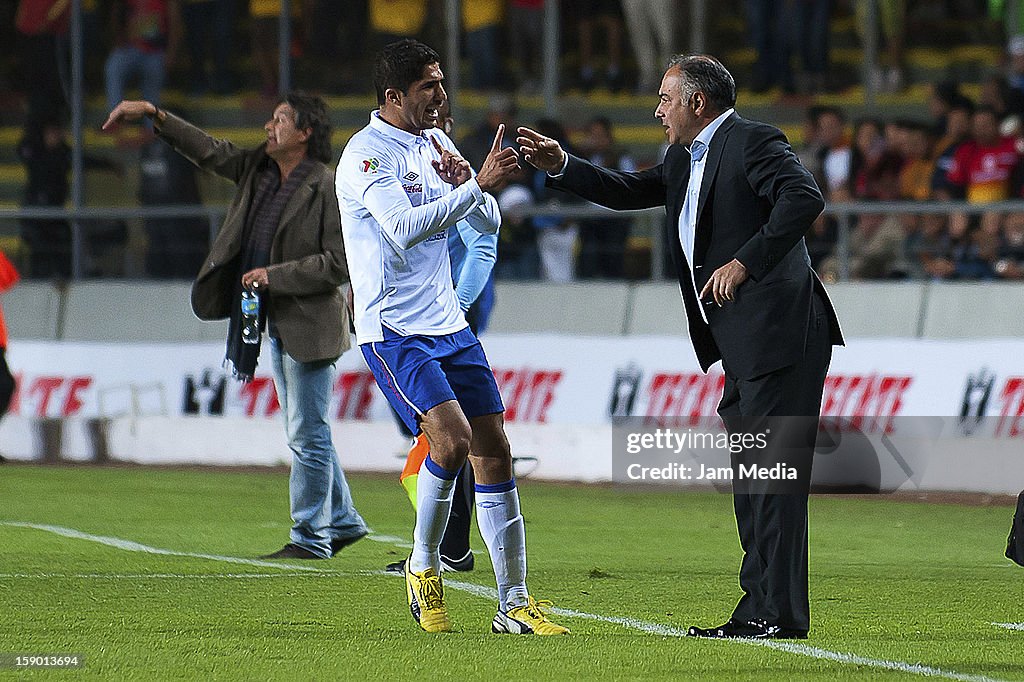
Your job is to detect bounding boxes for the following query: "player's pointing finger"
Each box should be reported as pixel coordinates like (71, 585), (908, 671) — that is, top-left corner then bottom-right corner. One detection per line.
(430, 135), (445, 155)
(491, 123), (505, 152)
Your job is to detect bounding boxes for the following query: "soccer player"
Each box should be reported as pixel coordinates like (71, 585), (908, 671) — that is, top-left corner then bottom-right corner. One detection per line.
(387, 100), (498, 575)
(387, 215), (498, 574)
(336, 39), (568, 635)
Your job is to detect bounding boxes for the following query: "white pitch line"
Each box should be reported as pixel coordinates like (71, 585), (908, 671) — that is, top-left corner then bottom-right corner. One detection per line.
(0, 573), (351, 579)
(746, 641), (1009, 682)
(445, 578), (1008, 682)
(1, 521), (1011, 682)
(364, 533), (483, 555)
(363, 533), (413, 549)
(992, 623), (1024, 631)
(0, 521), (344, 573)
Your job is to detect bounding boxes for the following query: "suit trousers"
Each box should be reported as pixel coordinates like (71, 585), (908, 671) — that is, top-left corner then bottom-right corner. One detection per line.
(717, 293), (832, 632)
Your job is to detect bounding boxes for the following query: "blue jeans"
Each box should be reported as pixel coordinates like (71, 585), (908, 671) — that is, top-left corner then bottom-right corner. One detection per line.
(104, 46), (166, 112)
(270, 337), (368, 558)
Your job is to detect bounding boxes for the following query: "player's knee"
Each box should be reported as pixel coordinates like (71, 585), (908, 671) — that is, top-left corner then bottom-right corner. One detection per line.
(424, 422), (472, 468)
(470, 418), (511, 461)
(450, 419), (474, 457)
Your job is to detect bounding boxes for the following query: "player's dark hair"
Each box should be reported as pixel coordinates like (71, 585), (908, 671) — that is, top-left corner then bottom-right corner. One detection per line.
(282, 91), (332, 163)
(374, 39), (442, 106)
(667, 54), (737, 113)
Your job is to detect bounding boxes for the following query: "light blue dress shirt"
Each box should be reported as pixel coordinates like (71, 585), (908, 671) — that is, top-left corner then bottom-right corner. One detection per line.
(678, 108), (734, 323)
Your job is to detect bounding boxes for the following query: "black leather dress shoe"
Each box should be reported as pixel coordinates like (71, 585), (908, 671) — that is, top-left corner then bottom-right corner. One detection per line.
(689, 619), (809, 640)
(260, 543), (324, 560)
(330, 531), (368, 556)
(688, 619), (769, 639)
(764, 624), (808, 640)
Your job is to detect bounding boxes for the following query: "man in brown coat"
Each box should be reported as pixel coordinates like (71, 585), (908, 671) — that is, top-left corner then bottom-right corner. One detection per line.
(104, 93), (368, 559)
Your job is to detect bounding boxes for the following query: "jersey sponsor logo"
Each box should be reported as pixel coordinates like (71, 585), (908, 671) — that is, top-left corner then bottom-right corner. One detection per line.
(425, 229), (448, 243)
(360, 158), (380, 174)
(403, 171), (419, 182)
(402, 183), (423, 195)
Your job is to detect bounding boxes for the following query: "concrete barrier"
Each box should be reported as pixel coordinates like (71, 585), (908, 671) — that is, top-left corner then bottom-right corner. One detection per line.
(4, 282), (61, 340)
(4, 281), (1024, 341)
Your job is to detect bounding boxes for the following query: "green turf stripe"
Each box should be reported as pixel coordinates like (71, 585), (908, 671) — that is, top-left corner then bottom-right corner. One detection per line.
(4, 519), (1012, 682)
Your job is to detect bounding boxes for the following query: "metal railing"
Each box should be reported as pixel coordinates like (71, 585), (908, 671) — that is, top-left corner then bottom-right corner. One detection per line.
(3, 199), (1024, 281)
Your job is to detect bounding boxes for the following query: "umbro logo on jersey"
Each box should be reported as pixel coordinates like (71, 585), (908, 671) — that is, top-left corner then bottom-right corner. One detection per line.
(403, 171), (419, 182)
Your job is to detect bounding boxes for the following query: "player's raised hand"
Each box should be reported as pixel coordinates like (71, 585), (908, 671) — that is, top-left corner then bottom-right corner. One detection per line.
(430, 135), (472, 187)
(516, 127), (567, 173)
(475, 124), (521, 194)
(102, 100), (158, 130)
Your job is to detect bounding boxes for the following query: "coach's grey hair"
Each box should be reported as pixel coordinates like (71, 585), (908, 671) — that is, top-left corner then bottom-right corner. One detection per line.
(667, 54), (736, 113)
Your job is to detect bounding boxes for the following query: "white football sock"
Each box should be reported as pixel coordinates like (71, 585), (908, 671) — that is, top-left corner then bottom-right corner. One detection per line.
(476, 481), (528, 611)
(409, 455), (457, 574)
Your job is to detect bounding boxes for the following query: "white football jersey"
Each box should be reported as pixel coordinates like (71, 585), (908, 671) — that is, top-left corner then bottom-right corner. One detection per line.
(336, 112), (500, 344)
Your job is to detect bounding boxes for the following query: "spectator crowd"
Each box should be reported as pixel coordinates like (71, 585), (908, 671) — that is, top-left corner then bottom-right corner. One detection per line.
(801, 75), (1024, 282)
(6, 0), (1024, 282)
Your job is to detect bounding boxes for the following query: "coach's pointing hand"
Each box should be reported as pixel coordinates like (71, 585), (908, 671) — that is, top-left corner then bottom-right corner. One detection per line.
(516, 127), (567, 174)
(102, 100), (163, 130)
(475, 124), (520, 194)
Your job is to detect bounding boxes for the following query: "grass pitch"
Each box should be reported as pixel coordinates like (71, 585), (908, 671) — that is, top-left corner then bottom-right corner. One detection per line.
(0, 463), (1020, 680)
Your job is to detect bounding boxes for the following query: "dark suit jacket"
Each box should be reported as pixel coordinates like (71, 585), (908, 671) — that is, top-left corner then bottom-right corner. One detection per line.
(549, 112), (843, 379)
(156, 112), (351, 362)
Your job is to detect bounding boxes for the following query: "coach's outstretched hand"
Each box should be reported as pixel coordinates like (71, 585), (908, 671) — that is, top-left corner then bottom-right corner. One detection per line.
(475, 124), (521, 194)
(516, 127), (567, 174)
(102, 100), (160, 130)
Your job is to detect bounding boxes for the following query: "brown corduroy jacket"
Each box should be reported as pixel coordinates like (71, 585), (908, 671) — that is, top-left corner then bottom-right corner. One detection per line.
(156, 112), (351, 362)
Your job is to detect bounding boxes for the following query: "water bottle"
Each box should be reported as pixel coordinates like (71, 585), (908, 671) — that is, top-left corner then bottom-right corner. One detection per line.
(241, 290), (260, 344)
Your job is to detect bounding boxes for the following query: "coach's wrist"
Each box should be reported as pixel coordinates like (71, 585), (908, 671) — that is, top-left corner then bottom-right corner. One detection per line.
(547, 152), (569, 178)
(147, 103), (166, 125)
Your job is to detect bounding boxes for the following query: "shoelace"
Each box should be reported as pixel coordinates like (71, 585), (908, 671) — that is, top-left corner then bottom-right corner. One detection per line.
(523, 597), (555, 620)
(421, 576), (445, 611)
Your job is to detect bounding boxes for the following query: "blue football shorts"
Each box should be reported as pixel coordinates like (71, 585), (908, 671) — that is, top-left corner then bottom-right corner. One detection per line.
(361, 325), (505, 434)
